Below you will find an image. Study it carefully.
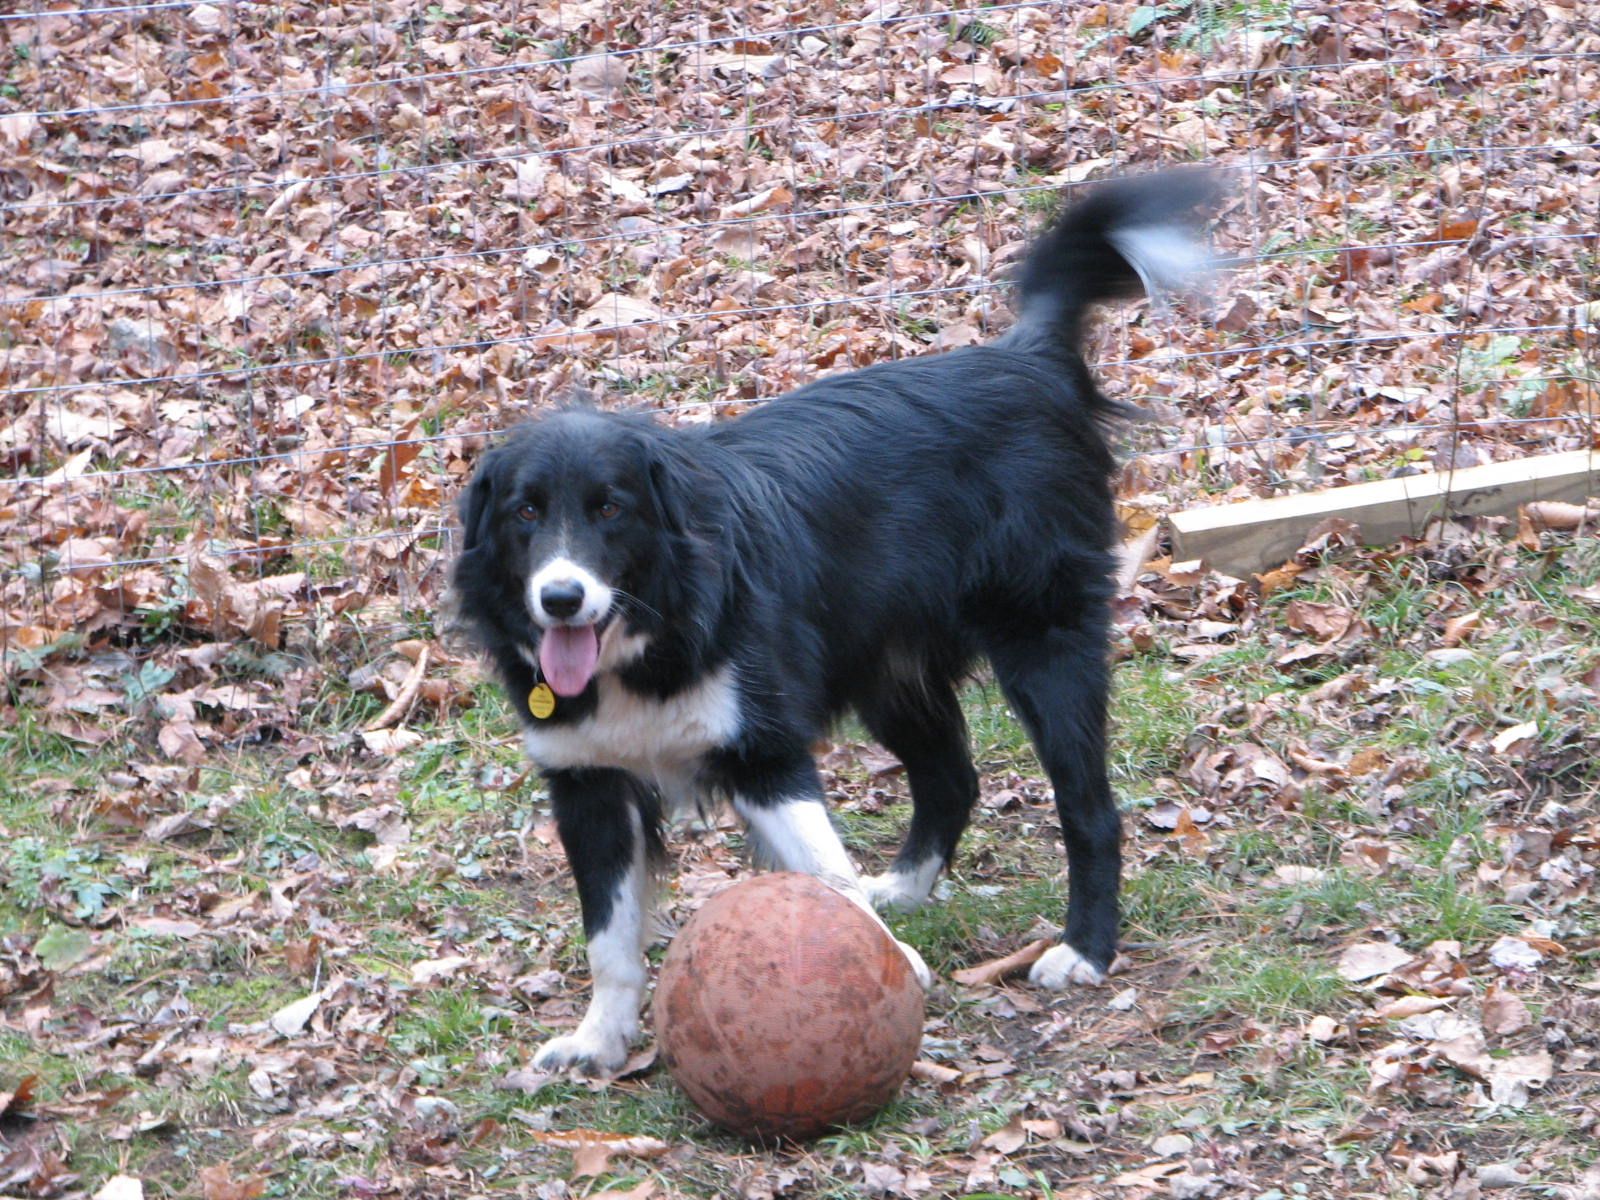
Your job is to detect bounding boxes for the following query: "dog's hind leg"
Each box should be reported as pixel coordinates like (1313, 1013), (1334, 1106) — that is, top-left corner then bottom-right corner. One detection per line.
(729, 754), (934, 988)
(856, 678), (979, 911)
(535, 769), (659, 1074)
(983, 623), (1121, 987)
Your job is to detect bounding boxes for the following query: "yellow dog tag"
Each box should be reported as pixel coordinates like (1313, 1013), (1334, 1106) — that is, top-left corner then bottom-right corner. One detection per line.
(528, 683), (556, 720)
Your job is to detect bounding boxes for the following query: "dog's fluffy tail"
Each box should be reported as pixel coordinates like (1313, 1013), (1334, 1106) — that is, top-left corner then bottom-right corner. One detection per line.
(1009, 170), (1221, 350)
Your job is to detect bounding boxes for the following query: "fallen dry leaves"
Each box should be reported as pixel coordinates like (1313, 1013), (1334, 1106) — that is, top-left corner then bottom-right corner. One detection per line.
(2, 1), (1598, 1196)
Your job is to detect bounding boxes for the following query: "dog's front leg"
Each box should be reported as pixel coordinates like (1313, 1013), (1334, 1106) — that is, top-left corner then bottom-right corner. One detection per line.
(731, 759), (933, 989)
(535, 768), (653, 1075)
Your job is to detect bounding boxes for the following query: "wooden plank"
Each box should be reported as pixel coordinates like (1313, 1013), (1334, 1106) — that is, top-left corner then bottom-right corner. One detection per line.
(1167, 449), (1600, 578)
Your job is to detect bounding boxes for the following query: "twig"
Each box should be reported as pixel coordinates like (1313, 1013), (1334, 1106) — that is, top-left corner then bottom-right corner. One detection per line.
(363, 647), (430, 732)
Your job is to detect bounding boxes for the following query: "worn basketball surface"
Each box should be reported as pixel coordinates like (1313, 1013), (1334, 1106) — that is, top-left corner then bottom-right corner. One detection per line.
(654, 872), (925, 1140)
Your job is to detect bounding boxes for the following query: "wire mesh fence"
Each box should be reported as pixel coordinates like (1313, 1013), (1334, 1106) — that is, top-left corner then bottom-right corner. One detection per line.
(2, 0), (1597, 684)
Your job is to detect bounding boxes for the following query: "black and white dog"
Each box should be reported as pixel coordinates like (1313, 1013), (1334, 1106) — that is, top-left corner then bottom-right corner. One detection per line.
(453, 173), (1216, 1073)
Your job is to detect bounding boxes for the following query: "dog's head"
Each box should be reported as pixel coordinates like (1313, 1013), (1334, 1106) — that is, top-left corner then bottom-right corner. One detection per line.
(454, 409), (704, 699)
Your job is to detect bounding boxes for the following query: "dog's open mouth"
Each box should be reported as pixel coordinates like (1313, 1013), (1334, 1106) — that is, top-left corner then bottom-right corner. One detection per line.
(540, 623), (601, 696)
(540, 610), (623, 697)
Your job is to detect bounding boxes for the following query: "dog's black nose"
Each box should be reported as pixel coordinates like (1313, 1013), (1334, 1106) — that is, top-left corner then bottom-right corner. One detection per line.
(540, 580), (586, 620)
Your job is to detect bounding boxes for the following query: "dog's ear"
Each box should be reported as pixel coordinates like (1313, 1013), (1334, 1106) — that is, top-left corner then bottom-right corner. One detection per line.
(458, 462), (496, 552)
(644, 439), (691, 535)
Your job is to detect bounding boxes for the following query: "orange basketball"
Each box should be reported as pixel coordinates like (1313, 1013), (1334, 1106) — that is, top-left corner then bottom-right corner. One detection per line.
(654, 873), (925, 1140)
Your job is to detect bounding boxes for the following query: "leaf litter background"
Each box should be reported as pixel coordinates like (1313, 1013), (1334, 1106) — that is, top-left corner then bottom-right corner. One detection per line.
(1, 1), (1599, 1197)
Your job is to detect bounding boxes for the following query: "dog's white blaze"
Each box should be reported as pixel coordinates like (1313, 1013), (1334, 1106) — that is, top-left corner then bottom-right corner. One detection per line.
(1029, 941), (1106, 989)
(532, 808), (650, 1073)
(734, 797), (933, 989)
(522, 664), (740, 776)
(526, 554), (613, 627)
(862, 855), (944, 911)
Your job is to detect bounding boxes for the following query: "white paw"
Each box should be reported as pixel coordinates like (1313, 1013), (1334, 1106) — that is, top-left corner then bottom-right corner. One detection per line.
(862, 857), (943, 912)
(531, 1027), (632, 1076)
(896, 939), (934, 991)
(1028, 942), (1107, 989)
(863, 871), (928, 912)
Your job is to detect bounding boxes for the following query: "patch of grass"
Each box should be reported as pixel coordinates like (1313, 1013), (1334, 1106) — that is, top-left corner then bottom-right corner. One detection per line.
(1250, 866), (1384, 932)
(507, 1073), (707, 1140)
(190, 973), (303, 1029)
(0, 713), (120, 825)
(224, 782), (336, 870)
(389, 987), (511, 1064)
(886, 873), (1063, 976)
(1123, 861), (1228, 941)
(1228, 1045), (1373, 1134)
(963, 682), (1034, 766)
(1396, 873), (1520, 944)
(814, 1091), (944, 1155)
(1110, 657), (1202, 786)
(0, 1029), (86, 1093)
(1182, 941), (1347, 1021)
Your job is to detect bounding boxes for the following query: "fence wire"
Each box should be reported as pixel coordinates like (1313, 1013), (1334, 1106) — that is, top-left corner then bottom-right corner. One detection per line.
(2, 0), (1597, 667)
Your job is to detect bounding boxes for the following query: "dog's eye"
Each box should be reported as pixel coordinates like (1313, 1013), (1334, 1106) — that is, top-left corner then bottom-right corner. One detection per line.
(596, 499), (622, 521)
(516, 503), (541, 522)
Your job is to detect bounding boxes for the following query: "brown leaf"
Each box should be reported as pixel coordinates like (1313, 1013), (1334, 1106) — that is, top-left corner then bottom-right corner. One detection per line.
(575, 293), (663, 331)
(1110, 1161), (1186, 1187)
(720, 184), (793, 219)
(144, 810), (207, 842)
(158, 719), (206, 764)
(1489, 721), (1537, 756)
(1172, 805), (1211, 857)
(1154, 558), (1207, 586)
(1255, 562), (1304, 597)
(409, 955), (474, 985)
(1284, 599), (1356, 641)
(0, 1074), (38, 1118)
(909, 1060), (961, 1086)
(360, 728), (423, 755)
(364, 646), (430, 732)
(1481, 983), (1531, 1036)
(199, 1164), (267, 1200)
(1440, 610), (1481, 647)
(1373, 995), (1452, 1019)
(269, 989), (326, 1037)
(377, 423), (422, 498)
(1214, 292), (1258, 332)
(981, 1114), (1028, 1155)
(1337, 941), (1413, 983)
(1486, 1050), (1553, 1108)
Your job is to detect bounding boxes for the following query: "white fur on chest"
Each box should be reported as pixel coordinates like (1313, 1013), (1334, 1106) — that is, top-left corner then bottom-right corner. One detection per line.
(522, 665), (741, 777)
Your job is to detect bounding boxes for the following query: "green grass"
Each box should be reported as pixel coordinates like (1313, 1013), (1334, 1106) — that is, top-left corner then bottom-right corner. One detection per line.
(1109, 657), (1204, 786)
(887, 873), (1064, 977)
(1183, 942), (1347, 1020)
(1123, 861), (1228, 941)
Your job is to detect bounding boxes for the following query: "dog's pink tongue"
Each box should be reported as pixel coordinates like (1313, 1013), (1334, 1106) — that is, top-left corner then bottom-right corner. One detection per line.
(540, 625), (600, 696)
